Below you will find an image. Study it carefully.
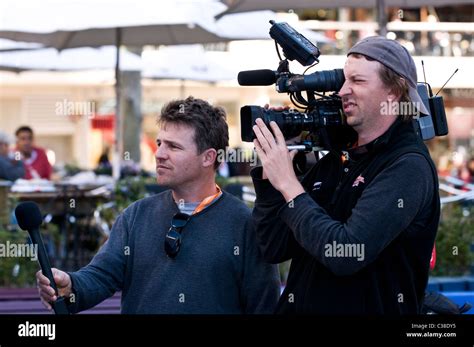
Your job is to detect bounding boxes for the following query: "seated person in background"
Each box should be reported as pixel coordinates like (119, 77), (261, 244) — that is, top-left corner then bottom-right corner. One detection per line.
(15, 126), (52, 180)
(0, 130), (25, 181)
(95, 147), (112, 175)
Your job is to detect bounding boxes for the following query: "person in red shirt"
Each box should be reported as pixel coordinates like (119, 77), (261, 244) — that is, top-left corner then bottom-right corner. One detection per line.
(15, 126), (52, 180)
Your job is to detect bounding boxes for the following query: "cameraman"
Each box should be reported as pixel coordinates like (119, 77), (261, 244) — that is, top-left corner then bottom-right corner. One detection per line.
(251, 36), (440, 314)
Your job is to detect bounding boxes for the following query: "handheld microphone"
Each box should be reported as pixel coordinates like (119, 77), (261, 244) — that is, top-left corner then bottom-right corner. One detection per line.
(15, 201), (70, 315)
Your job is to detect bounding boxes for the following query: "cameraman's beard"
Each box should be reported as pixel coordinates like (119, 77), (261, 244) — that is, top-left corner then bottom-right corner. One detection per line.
(346, 114), (363, 129)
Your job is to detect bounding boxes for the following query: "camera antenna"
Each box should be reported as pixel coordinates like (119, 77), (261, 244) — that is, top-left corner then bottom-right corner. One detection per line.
(421, 60), (427, 84)
(421, 60), (458, 97)
(435, 68), (458, 96)
(421, 60), (432, 97)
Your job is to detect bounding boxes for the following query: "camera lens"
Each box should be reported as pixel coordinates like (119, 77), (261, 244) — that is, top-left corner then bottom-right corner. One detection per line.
(303, 69), (345, 92)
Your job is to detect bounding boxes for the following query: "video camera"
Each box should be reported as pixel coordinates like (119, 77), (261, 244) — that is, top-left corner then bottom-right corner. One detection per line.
(238, 20), (450, 152)
(239, 20), (355, 151)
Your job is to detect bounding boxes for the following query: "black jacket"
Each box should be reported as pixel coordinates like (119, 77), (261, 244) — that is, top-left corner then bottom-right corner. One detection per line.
(251, 119), (440, 314)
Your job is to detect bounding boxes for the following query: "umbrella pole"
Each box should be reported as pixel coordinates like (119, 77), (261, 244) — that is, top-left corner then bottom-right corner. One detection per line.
(376, 0), (388, 37)
(180, 79), (186, 99)
(113, 27), (122, 181)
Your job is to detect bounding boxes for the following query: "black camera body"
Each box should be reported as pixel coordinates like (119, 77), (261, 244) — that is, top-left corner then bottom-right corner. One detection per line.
(238, 20), (356, 151)
(239, 20), (449, 151)
(241, 99), (346, 142)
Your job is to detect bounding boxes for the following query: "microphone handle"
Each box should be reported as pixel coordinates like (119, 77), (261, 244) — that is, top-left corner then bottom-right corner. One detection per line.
(28, 228), (70, 315)
(51, 296), (70, 315)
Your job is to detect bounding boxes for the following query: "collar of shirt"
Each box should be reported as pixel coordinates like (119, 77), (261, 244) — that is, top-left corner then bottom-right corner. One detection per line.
(176, 184), (222, 215)
(347, 118), (403, 162)
(23, 149), (38, 165)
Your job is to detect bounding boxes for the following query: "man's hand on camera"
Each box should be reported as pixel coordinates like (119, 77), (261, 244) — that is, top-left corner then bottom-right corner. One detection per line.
(253, 118), (305, 202)
(263, 103), (289, 112)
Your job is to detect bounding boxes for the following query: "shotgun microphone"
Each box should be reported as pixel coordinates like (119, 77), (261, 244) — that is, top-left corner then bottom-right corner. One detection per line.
(238, 69), (277, 86)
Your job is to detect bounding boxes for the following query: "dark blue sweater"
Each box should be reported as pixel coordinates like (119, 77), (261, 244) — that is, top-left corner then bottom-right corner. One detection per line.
(68, 190), (280, 314)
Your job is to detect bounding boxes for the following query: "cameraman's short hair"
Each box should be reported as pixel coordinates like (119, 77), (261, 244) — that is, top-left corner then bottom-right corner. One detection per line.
(349, 53), (412, 122)
(15, 126), (34, 137)
(158, 96), (229, 169)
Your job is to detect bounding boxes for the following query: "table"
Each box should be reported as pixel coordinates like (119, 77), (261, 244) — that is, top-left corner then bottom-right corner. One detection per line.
(9, 183), (111, 270)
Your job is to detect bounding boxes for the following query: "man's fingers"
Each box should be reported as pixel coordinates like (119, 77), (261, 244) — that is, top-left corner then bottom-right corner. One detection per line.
(255, 118), (277, 147)
(39, 295), (53, 311)
(253, 138), (261, 151)
(255, 118), (275, 143)
(36, 269), (63, 311)
(39, 290), (56, 303)
(52, 268), (71, 291)
(253, 139), (266, 161)
(37, 270), (57, 297)
(269, 121), (285, 146)
(264, 104), (289, 111)
(38, 286), (56, 304)
(253, 124), (272, 153)
(40, 285), (56, 296)
(38, 282), (56, 297)
(37, 276), (50, 286)
(36, 270), (50, 286)
(52, 269), (66, 286)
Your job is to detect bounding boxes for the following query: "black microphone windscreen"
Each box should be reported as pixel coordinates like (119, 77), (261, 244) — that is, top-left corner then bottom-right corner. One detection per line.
(15, 201), (43, 231)
(238, 70), (276, 86)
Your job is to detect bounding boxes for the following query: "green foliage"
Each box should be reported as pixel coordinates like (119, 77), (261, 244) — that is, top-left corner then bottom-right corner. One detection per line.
(0, 228), (39, 287)
(114, 176), (151, 211)
(0, 219), (61, 287)
(64, 163), (82, 177)
(215, 175), (230, 190)
(431, 203), (474, 276)
(97, 176), (157, 226)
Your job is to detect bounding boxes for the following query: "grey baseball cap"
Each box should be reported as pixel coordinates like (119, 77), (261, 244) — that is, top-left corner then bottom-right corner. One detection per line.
(347, 36), (429, 115)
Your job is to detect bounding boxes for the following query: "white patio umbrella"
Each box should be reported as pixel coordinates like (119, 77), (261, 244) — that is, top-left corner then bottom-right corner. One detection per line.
(0, 0), (332, 178)
(142, 45), (236, 82)
(0, 0), (228, 179)
(217, 0), (474, 15)
(0, 38), (43, 52)
(216, 0), (474, 36)
(142, 44), (237, 98)
(215, 10), (331, 43)
(0, 46), (142, 72)
(0, 0), (226, 49)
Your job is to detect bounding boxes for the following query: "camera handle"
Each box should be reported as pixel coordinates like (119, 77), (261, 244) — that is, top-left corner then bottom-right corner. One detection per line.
(287, 142), (324, 152)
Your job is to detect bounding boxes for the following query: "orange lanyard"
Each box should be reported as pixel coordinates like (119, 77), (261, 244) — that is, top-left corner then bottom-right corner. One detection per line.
(192, 185), (222, 215)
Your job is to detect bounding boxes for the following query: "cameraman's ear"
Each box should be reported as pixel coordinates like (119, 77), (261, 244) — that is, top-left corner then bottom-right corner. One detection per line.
(388, 78), (404, 102)
(202, 148), (218, 168)
(387, 89), (399, 102)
